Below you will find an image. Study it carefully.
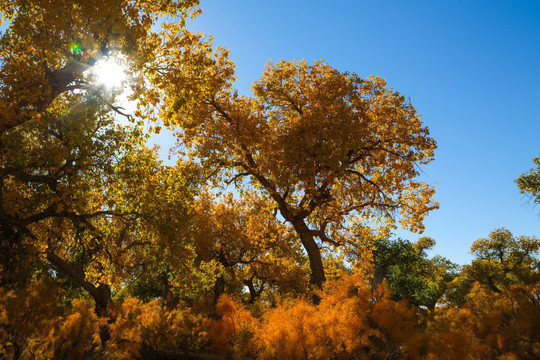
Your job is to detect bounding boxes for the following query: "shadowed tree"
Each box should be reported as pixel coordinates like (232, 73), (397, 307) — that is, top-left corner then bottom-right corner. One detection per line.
(466, 228), (539, 293)
(372, 237), (458, 310)
(446, 228), (540, 306)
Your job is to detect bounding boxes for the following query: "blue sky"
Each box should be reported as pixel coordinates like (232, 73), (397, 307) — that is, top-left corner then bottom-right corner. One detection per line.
(175, 0), (540, 265)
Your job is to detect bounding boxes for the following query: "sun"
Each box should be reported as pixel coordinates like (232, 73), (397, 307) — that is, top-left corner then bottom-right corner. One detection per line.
(92, 56), (126, 89)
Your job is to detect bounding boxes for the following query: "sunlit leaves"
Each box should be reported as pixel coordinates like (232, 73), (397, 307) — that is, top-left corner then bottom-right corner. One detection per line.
(164, 57), (438, 286)
(192, 190), (308, 302)
(0, 0), (200, 133)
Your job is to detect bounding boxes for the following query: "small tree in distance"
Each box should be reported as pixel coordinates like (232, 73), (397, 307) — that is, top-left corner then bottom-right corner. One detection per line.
(516, 157), (540, 208)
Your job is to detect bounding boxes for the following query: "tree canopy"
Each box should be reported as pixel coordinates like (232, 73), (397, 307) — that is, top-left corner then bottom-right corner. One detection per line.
(372, 237), (458, 310)
(159, 58), (438, 288)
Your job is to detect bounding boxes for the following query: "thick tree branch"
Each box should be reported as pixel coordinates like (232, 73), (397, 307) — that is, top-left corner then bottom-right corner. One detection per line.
(0, 167), (59, 191)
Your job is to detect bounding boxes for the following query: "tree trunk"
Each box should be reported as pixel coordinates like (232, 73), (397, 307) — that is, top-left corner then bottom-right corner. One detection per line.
(246, 170), (326, 302)
(160, 271), (180, 309)
(373, 265), (388, 288)
(0, 226), (32, 289)
(94, 284), (112, 344)
(13, 344), (22, 360)
(213, 275), (225, 306)
(46, 250), (112, 342)
(93, 284), (111, 316)
(243, 278), (261, 304)
(292, 219), (326, 291)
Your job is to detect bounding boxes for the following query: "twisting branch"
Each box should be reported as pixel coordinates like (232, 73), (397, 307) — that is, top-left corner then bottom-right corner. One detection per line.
(224, 171), (250, 186)
(92, 90), (134, 121)
(311, 221), (340, 247)
(344, 169), (393, 203)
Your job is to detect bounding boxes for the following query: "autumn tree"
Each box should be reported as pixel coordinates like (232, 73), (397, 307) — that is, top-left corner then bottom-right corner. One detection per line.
(0, 95), (203, 349)
(427, 281), (540, 360)
(0, 1), (214, 346)
(465, 228), (539, 292)
(155, 57), (438, 290)
(0, 0), (200, 134)
(446, 228), (540, 306)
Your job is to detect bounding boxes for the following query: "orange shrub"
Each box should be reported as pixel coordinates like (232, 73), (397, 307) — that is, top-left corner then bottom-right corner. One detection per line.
(205, 294), (256, 358)
(105, 297), (207, 359)
(370, 288), (424, 360)
(0, 281), (60, 359)
(255, 299), (323, 360)
(47, 299), (104, 359)
(254, 275), (424, 360)
(425, 283), (540, 360)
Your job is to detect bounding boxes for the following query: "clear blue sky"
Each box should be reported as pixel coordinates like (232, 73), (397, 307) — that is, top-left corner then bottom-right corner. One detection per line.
(178, 0), (540, 265)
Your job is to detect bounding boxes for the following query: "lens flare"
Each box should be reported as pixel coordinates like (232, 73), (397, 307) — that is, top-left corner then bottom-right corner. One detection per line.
(69, 41), (83, 55)
(92, 57), (126, 89)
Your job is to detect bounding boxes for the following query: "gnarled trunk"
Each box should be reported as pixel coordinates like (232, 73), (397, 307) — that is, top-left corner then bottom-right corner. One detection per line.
(292, 219), (326, 291)
(213, 275), (226, 306)
(46, 250), (112, 343)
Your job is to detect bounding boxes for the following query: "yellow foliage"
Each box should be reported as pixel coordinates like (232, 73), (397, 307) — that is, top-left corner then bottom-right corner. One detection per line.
(193, 190), (309, 301)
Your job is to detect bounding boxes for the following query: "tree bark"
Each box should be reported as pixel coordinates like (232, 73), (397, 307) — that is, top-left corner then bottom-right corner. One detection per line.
(237, 160), (327, 301)
(243, 278), (262, 304)
(213, 275), (225, 306)
(46, 250), (112, 342)
(292, 219), (326, 291)
(373, 265), (388, 288)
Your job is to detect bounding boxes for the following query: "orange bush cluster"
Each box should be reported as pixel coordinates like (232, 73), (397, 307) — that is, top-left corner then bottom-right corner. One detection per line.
(2, 276), (538, 359)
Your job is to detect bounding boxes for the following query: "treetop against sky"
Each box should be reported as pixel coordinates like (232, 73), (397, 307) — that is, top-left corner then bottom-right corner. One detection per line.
(167, 0), (539, 265)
